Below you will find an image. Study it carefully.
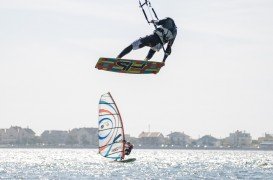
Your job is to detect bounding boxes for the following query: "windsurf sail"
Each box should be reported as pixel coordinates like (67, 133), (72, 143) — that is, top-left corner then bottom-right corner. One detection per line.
(98, 92), (125, 160)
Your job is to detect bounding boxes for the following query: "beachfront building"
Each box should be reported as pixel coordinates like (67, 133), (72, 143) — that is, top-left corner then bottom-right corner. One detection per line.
(0, 126), (36, 145)
(124, 134), (139, 146)
(2, 126), (20, 144)
(20, 128), (36, 144)
(0, 129), (5, 144)
(226, 130), (252, 148)
(258, 133), (273, 149)
(67, 128), (98, 146)
(167, 132), (192, 147)
(258, 133), (273, 143)
(196, 135), (221, 148)
(138, 132), (165, 147)
(41, 130), (68, 145)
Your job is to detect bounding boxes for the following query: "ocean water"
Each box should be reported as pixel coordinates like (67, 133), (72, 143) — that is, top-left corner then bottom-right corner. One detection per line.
(0, 149), (272, 179)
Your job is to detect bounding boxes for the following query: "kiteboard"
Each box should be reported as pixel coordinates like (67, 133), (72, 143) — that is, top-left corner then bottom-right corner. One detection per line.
(95, 57), (164, 74)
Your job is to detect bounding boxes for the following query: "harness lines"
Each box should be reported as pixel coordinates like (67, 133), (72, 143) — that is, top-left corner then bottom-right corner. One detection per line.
(139, 0), (168, 61)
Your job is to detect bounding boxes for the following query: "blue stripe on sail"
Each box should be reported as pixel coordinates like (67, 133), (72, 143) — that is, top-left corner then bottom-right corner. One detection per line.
(105, 134), (122, 157)
(113, 134), (122, 143)
(105, 143), (114, 157)
(99, 117), (112, 125)
(98, 118), (113, 140)
(99, 100), (108, 104)
(103, 153), (121, 160)
(104, 153), (122, 160)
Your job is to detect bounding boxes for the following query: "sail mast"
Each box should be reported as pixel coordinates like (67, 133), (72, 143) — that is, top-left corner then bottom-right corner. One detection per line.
(108, 92), (126, 160)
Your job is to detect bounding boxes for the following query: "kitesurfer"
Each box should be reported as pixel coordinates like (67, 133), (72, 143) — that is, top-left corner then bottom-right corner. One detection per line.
(124, 140), (134, 155)
(117, 17), (177, 63)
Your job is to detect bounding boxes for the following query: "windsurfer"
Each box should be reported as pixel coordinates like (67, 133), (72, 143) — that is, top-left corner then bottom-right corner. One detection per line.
(124, 140), (134, 156)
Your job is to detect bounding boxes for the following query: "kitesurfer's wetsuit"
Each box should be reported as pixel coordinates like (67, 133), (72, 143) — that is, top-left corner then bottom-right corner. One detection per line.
(117, 17), (177, 62)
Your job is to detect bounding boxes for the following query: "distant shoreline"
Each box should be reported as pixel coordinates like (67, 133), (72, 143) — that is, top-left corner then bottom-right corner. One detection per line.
(0, 146), (272, 151)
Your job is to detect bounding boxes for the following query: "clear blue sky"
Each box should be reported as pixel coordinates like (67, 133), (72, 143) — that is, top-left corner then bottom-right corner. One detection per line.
(1, 0), (273, 139)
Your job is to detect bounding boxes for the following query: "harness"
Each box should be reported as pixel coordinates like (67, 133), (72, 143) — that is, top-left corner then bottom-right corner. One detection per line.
(154, 27), (174, 43)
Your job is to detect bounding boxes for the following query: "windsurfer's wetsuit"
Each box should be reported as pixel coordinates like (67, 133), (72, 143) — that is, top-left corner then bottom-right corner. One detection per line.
(125, 142), (134, 155)
(117, 17), (177, 62)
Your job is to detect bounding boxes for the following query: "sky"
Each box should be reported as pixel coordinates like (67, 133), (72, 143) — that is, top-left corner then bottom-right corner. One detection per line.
(0, 0), (273, 139)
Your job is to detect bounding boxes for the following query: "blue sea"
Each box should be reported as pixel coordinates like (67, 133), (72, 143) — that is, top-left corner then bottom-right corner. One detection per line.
(0, 149), (272, 179)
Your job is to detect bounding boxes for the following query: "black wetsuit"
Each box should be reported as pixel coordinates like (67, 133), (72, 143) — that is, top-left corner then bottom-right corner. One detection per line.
(117, 17), (177, 61)
(150, 17), (177, 45)
(125, 144), (133, 155)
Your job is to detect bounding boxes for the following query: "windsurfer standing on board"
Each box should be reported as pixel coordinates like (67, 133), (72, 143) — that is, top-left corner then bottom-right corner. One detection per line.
(124, 140), (134, 156)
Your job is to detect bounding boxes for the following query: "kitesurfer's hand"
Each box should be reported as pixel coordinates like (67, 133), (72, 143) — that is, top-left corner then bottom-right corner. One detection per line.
(150, 20), (158, 25)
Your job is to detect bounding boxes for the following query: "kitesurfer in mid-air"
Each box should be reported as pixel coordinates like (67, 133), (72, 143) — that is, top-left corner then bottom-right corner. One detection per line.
(117, 17), (177, 63)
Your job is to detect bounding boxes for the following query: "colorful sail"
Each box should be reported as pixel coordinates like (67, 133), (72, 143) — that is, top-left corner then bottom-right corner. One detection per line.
(98, 92), (125, 160)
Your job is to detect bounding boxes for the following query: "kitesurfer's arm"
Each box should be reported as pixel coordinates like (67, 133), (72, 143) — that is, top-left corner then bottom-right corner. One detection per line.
(154, 18), (167, 26)
(166, 38), (175, 55)
(151, 18), (168, 26)
(163, 37), (175, 63)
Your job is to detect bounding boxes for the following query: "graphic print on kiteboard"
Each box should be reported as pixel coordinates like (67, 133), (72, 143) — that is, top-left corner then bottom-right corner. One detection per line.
(95, 57), (164, 74)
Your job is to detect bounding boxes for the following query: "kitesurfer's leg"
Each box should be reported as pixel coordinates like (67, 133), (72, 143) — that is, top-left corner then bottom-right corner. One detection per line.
(117, 39), (146, 58)
(117, 34), (158, 59)
(142, 34), (162, 61)
(117, 45), (133, 59)
(145, 49), (156, 61)
(141, 34), (160, 47)
(163, 54), (168, 63)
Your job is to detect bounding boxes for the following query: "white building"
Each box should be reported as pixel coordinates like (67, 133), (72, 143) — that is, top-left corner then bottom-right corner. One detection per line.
(167, 132), (192, 147)
(0, 129), (5, 143)
(258, 133), (273, 149)
(226, 130), (252, 148)
(196, 135), (221, 148)
(138, 132), (165, 147)
(0, 126), (36, 144)
(258, 133), (273, 143)
(41, 130), (68, 145)
(68, 128), (98, 146)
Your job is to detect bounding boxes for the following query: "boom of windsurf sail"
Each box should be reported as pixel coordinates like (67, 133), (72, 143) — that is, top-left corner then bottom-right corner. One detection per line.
(98, 92), (125, 160)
